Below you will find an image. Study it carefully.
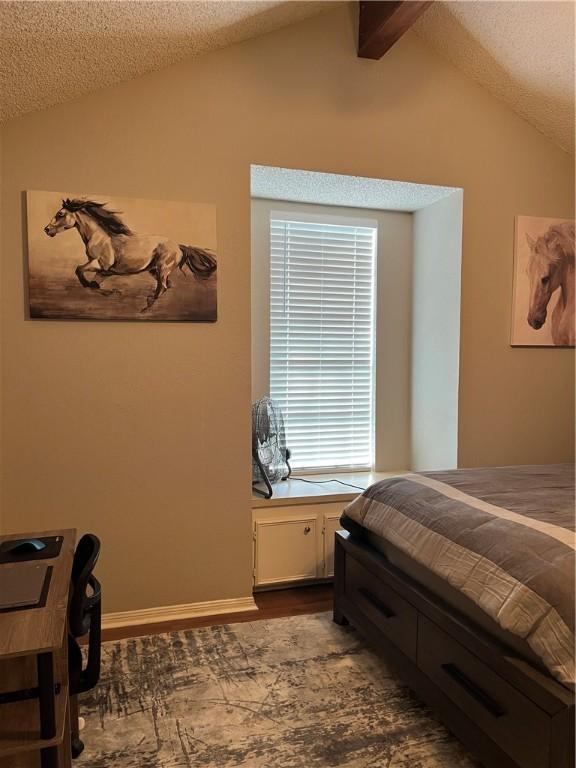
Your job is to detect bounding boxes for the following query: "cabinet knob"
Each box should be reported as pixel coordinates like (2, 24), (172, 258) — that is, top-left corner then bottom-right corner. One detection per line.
(304, 526), (311, 535)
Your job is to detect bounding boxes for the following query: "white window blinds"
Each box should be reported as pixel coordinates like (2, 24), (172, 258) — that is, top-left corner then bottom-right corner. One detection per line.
(270, 215), (377, 471)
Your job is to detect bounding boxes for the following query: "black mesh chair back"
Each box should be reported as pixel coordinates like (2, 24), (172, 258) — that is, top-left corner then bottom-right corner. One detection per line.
(69, 534), (101, 639)
(68, 533), (102, 758)
(69, 533), (102, 695)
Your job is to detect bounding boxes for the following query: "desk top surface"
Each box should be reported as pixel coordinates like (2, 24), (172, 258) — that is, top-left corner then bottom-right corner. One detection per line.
(0, 529), (76, 659)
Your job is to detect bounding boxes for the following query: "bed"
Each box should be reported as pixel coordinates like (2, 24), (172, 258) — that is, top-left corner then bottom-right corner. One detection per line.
(333, 464), (575, 768)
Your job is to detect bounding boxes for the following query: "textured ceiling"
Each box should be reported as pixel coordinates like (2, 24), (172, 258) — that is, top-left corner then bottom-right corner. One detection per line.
(414, 1), (575, 154)
(0, 1), (574, 156)
(251, 165), (459, 211)
(0, 0), (326, 123)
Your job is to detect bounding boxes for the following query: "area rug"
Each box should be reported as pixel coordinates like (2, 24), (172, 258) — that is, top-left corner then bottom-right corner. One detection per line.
(78, 612), (479, 767)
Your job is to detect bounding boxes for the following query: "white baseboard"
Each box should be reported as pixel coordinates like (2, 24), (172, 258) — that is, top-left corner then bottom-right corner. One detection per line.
(102, 596), (258, 631)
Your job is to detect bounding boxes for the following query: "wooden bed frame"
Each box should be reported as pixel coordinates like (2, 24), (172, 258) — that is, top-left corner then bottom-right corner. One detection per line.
(333, 530), (575, 768)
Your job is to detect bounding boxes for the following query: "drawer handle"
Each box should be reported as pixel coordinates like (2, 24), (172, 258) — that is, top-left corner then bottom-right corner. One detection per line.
(357, 587), (395, 619)
(441, 663), (506, 719)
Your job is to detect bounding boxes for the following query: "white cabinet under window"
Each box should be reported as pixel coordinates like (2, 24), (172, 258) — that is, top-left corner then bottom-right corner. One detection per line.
(323, 513), (343, 578)
(252, 502), (347, 587)
(254, 516), (318, 585)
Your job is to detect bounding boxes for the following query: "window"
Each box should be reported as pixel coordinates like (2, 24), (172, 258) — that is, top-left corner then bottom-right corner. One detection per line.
(269, 213), (377, 471)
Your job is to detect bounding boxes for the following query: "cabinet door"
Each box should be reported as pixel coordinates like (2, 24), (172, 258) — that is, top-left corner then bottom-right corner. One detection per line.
(255, 517), (317, 586)
(323, 514), (343, 577)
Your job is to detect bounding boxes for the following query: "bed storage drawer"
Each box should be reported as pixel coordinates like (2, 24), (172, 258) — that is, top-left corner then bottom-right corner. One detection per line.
(345, 557), (418, 661)
(418, 616), (550, 768)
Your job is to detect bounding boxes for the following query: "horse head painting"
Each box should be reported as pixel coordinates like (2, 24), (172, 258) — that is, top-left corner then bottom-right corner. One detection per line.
(27, 191), (217, 321)
(512, 216), (575, 347)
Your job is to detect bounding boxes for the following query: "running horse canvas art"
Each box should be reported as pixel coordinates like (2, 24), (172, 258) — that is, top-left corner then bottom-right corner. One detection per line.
(27, 191), (217, 321)
(511, 216), (575, 346)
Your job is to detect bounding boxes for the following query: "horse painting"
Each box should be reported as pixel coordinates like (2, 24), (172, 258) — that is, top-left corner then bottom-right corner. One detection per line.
(27, 192), (217, 321)
(512, 216), (575, 347)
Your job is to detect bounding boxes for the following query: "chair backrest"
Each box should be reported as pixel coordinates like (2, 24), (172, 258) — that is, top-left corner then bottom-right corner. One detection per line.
(69, 533), (101, 638)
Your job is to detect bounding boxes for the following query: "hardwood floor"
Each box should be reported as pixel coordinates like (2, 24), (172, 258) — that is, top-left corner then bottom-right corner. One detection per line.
(101, 584), (334, 643)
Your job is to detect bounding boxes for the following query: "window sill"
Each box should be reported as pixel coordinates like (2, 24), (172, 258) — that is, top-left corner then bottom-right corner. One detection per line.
(251, 470), (409, 509)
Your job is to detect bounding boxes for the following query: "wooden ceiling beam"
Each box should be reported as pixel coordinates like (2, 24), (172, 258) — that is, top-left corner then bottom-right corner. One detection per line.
(358, 1), (433, 60)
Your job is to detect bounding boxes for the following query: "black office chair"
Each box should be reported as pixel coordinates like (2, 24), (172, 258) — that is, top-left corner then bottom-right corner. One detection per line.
(68, 534), (102, 759)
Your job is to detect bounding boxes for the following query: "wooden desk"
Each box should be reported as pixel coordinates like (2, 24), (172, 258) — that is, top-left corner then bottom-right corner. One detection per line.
(0, 529), (76, 768)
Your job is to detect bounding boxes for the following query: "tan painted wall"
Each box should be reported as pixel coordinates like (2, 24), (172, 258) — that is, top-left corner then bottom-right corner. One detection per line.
(1, 6), (573, 611)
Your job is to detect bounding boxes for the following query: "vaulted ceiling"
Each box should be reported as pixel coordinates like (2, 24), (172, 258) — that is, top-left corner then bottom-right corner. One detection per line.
(0, 1), (326, 123)
(0, 1), (573, 153)
(413, 1), (575, 154)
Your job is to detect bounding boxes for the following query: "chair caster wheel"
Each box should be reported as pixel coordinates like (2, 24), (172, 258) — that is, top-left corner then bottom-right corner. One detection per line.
(72, 737), (85, 759)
